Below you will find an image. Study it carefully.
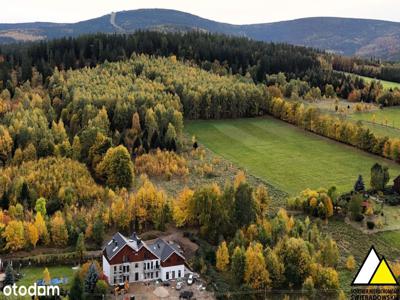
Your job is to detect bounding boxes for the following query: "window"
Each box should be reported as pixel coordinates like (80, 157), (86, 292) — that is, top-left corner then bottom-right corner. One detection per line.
(135, 263), (138, 268)
(151, 261), (153, 269)
(127, 265), (130, 272)
(144, 263), (146, 270)
(166, 272), (169, 280)
(135, 273), (139, 281)
(156, 261), (159, 268)
(123, 255), (128, 263)
(156, 271), (158, 278)
(172, 271), (175, 279)
(178, 270), (181, 278)
(147, 262), (150, 269)
(151, 272), (153, 279)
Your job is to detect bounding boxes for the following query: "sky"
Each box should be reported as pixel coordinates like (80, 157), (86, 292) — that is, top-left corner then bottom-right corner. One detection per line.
(2, 0), (399, 24)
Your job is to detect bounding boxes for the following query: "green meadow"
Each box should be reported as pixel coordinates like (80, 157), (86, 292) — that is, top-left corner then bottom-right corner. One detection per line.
(186, 117), (400, 195)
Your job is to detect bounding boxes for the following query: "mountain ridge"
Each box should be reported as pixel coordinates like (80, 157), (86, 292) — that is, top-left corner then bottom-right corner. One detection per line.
(1, 9), (400, 60)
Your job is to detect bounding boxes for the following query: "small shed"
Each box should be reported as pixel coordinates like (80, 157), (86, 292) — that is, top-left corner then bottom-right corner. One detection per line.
(394, 176), (400, 194)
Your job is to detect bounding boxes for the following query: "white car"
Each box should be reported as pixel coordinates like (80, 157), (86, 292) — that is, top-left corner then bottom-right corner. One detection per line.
(176, 282), (183, 290)
(187, 274), (194, 285)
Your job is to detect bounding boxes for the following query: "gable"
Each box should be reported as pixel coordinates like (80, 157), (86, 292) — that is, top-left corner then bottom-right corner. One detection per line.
(161, 252), (185, 267)
(108, 244), (157, 265)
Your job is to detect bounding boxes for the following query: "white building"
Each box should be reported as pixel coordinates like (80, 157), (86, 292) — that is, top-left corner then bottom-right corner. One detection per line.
(102, 233), (185, 285)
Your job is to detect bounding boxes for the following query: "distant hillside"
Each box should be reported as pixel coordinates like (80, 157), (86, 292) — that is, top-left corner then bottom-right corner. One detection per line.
(1, 9), (400, 61)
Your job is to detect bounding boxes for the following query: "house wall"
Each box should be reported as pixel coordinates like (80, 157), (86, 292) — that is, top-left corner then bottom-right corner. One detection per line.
(103, 242), (186, 285)
(102, 256), (111, 283)
(160, 265), (185, 281)
(107, 259), (161, 285)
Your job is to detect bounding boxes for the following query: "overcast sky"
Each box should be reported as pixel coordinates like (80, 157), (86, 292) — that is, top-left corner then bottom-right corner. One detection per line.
(2, 0), (399, 24)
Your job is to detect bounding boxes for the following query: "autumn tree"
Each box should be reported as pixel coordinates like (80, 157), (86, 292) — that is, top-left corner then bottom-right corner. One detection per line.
(216, 241), (230, 272)
(3, 220), (25, 251)
(277, 237), (311, 288)
(265, 248), (285, 289)
(50, 211), (68, 247)
(43, 268), (51, 285)
(26, 222), (39, 248)
(173, 188), (194, 227)
(0, 125), (13, 165)
(35, 212), (49, 245)
(35, 197), (47, 216)
(96, 145), (134, 189)
(244, 242), (271, 289)
(346, 255), (356, 271)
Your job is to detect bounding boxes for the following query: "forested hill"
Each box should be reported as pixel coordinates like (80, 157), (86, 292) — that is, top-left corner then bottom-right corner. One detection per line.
(1, 9), (400, 60)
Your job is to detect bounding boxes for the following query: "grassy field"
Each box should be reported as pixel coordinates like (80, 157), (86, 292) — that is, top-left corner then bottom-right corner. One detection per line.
(186, 117), (400, 195)
(343, 72), (400, 90)
(18, 265), (75, 288)
(349, 107), (400, 129)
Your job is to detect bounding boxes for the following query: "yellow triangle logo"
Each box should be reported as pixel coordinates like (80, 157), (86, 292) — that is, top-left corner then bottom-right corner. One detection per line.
(369, 258), (398, 285)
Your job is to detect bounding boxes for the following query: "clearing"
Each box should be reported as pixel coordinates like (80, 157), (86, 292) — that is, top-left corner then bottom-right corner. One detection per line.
(343, 72), (400, 90)
(185, 117), (400, 195)
(17, 265), (75, 288)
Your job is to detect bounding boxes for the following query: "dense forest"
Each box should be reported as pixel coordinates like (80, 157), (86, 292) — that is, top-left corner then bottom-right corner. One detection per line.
(0, 30), (399, 298)
(1, 31), (399, 108)
(332, 56), (400, 83)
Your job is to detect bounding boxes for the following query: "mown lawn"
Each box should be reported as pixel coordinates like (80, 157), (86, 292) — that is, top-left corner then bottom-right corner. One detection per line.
(186, 117), (400, 195)
(17, 265), (75, 288)
(350, 107), (400, 129)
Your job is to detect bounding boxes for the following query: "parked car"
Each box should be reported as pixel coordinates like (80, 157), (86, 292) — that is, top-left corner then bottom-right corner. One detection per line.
(176, 281), (183, 290)
(187, 274), (194, 285)
(179, 291), (194, 299)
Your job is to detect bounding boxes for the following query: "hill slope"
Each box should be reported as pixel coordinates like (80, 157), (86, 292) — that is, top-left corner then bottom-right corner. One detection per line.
(1, 9), (400, 60)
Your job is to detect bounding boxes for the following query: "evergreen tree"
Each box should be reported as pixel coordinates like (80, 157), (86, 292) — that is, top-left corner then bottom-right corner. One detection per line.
(4, 264), (15, 286)
(84, 263), (99, 294)
(234, 183), (256, 228)
(92, 216), (105, 247)
(231, 246), (245, 284)
(69, 273), (84, 300)
(354, 175), (365, 192)
(76, 233), (86, 263)
(370, 163), (390, 191)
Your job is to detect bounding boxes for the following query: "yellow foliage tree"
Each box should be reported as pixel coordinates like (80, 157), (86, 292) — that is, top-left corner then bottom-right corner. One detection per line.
(216, 241), (230, 272)
(173, 188), (194, 227)
(50, 211), (68, 247)
(2, 220), (25, 251)
(234, 171), (246, 189)
(43, 268), (51, 285)
(346, 255), (356, 271)
(26, 222), (39, 248)
(34, 212), (49, 245)
(244, 242), (271, 289)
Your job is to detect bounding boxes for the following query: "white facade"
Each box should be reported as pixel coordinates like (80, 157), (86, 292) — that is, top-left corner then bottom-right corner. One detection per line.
(102, 256), (111, 281)
(160, 265), (185, 281)
(104, 259), (185, 285)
